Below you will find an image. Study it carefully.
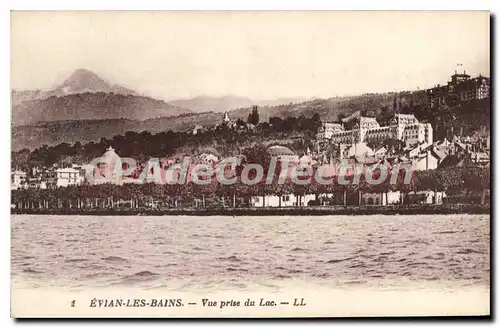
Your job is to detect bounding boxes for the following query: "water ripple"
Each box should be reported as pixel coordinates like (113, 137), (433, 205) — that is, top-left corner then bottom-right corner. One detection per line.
(11, 214), (490, 289)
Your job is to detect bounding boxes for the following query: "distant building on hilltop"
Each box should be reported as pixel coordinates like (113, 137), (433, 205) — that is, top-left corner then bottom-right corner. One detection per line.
(426, 70), (490, 109)
(192, 124), (205, 135)
(222, 111), (230, 124)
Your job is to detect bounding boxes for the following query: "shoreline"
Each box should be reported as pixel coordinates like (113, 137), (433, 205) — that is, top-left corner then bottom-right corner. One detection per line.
(11, 204), (490, 216)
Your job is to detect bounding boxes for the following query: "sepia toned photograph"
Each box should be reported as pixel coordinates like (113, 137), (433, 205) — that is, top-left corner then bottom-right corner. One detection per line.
(10, 11), (490, 318)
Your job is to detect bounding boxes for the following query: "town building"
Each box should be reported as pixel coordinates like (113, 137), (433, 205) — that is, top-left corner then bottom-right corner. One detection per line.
(406, 190), (446, 205)
(374, 147), (388, 159)
(250, 194), (316, 207)
(410, 150), (440, 171)
(433, 135), (490, 168)
(426, 71), (490, 109)
(361, 191), (401, 206)
(316, 122), (344, 140)
(316, 112), (433, 151)
(24, 176), (48, 190)
(11, 170), (27, 190)
(192, 125), (205, 135)
(267, 145), (299, 163)
(54, 167), (83, 187)
(345, 142), (374, 159)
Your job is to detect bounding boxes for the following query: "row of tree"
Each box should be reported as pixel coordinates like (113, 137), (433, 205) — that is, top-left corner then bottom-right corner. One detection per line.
(11, 166), (490, 210)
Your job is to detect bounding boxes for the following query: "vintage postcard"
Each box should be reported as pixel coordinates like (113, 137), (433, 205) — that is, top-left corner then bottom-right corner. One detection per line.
(10, 11), (490, 318)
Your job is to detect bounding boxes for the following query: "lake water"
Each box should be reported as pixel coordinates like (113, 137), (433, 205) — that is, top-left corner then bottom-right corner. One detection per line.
(11, 214), (490, 292)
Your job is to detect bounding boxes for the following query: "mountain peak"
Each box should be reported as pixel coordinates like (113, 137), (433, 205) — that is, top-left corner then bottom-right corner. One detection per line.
(64, 68), (103, 81)
(11, 69), (141, 106)
(58, 69), (112, 94)
(48, 68), (140, 97)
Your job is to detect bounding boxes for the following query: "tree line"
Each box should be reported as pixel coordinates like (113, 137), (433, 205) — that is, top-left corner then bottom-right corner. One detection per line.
(12, 113), (322, 172)
(11, 166), (490, 210)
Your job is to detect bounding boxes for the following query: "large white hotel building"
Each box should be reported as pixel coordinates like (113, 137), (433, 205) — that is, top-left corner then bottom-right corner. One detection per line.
(316, 112), (433, 148)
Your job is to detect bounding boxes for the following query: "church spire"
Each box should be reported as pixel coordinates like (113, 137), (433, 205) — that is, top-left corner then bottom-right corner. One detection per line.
(223, 111), (230, 124)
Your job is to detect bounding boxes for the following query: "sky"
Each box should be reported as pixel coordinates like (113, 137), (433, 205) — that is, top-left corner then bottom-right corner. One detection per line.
(11, 11), (490, 100)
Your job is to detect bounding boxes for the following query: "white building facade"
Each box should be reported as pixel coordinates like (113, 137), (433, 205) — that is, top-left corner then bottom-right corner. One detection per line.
(11, 170), (27, 190)
(55, 167), (83, 187)
(267, 145), (300, 163)
(317, 113), (433, 149)
(251, 194), (316, 207)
